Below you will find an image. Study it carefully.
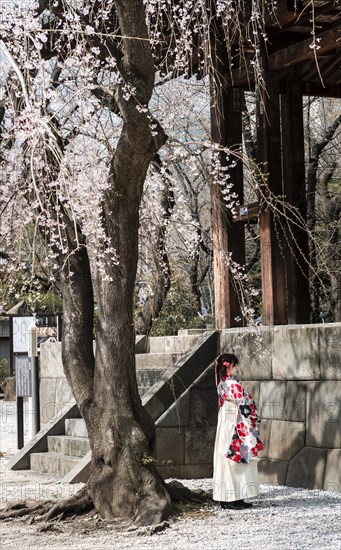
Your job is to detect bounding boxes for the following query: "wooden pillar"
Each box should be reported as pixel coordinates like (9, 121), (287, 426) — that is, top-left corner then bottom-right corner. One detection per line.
(257, 59), (288, 325)
(210, 42), (245, 328)
(281, 69), (310, 323)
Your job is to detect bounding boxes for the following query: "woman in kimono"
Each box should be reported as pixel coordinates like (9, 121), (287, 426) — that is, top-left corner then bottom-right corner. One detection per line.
(213, 353), (264, 510)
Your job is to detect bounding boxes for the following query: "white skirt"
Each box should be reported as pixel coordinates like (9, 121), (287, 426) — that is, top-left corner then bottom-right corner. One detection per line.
(213, 401), (260, 502)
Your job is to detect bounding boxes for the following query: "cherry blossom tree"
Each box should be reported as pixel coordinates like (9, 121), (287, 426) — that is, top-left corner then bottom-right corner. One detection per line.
(1, 0), (335, 528)
(1, 0), (173, 525)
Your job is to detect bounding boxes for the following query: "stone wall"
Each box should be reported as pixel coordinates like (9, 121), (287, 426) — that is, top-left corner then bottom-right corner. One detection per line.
(38, 324), (340, 492)
(156, 323), (340, 491)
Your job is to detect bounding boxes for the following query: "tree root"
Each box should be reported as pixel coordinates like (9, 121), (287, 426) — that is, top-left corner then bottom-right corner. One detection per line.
(0, 481), (210, 528)
(166, 480), (211, 505)
(0, 486), (93, 523)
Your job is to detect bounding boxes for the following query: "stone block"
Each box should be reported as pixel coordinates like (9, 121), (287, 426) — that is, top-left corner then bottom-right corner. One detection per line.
(220, 327), (272, 380)
(149, 335), (201, 354)
(155, 427), (185, 465)
(258, 458), (288, 485)
(40, 379), (75, 425)
(189, 388), (218, 427)
(61, 436), (90, 457)
(323, 449), (341, 492)
(136, 369), (165, 387)
(30, 452), (79, 476)
(259, 381), (286, 420)
(40, 341), (64, 378)
(55, 379), (75, 410)
(258, 419), (271, 458)
(65, 418), (88, 437)
(273, 325), (320, 380)
(47, 435), (62, 454)
(318, 323), (341, 380)
(268, 420), (305, 461)
(184, 427), (216, 464)
(40, 379), (57, 424)
(286, 447), (327, 489)
(284, 381), (306, 422)
(306, 381), (341, 448)
(156, 392), (191, 428)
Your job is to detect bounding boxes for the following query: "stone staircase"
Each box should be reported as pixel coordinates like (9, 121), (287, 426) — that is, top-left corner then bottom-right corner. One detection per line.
(30, 419), (90, 476)
(135, 352), (179, 396)
(28, 333), (205, 478)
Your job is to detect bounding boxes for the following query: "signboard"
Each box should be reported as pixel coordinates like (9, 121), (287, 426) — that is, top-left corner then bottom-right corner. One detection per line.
(12, 315), (59, 352)
(15, 355), (32, 397)
(12, 316), (35, 353)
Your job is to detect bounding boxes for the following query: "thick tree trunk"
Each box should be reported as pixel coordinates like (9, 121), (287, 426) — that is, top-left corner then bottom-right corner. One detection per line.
(86, 138), (170, 523)
(58, 0), (171, 526)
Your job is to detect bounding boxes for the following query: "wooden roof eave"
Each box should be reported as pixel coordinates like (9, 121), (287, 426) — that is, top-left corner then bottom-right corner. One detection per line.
(228, 25), (341, 96)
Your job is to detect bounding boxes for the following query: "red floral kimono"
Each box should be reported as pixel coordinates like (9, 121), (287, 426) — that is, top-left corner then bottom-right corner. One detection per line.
(218, 375), (264, 463)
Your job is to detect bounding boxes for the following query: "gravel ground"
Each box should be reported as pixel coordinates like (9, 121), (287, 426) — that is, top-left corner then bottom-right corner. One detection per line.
(0, 401), (340, 550)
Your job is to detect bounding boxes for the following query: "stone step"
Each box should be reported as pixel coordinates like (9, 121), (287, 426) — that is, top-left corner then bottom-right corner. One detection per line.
(30, 452), (80, 476)
(148, 335), (200, 354)
(135, 352), (181, 369)
(47, 435), (90, 457)
(136, 368), (165, 387)
(65, 418), (88, 438)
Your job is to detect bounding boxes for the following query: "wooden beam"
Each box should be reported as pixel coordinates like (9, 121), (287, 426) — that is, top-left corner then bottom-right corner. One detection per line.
(231, 75), (341, 97)
(230, 25), (341, 88)
(269, 26), (341, 69)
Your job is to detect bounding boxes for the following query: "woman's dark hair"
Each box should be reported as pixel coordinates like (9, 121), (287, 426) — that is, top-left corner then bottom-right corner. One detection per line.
(215, 353), (239, 380)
